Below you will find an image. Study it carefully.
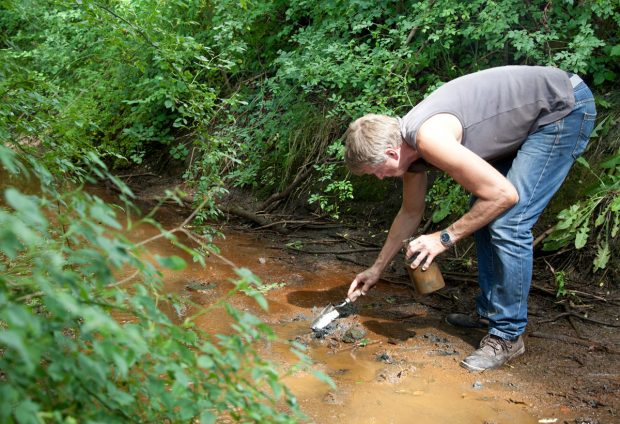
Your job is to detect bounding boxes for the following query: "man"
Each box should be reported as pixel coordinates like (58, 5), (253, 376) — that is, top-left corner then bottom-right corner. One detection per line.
(344, 65), (596, 372)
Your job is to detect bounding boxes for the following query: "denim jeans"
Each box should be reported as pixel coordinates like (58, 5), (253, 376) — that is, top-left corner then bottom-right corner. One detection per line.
(474, 78), (597, 341)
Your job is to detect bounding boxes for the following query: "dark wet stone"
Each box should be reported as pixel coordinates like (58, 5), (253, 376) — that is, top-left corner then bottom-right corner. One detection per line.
(376, 368), (407, 384)
(376, 352), (394, 363)
(322, 391), (344, 405)
(341, 327), (367, 343)
(292, 313), (309, 321)
(312, 329), (328, 339)
(422, 332), (449, 344)
(574, 418), (600, 424)
(185, 281), (217, 292)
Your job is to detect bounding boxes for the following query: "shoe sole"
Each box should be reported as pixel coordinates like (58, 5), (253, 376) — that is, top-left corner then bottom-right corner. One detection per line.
(460, 345), (526, 373)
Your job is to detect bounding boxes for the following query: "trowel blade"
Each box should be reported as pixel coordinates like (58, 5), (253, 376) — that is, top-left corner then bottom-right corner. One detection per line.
(311, 298), (351, 331)
(311, 308), (341, 331)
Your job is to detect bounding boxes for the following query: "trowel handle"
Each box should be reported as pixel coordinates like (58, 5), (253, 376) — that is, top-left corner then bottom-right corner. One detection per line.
(337, 298), (352, 307)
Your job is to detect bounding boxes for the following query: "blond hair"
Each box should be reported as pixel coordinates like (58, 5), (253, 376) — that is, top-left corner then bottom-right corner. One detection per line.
(343, 114), (402, 175)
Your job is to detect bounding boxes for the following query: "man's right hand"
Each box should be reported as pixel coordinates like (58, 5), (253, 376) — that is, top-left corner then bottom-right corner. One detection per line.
(347, 268), (381, 302)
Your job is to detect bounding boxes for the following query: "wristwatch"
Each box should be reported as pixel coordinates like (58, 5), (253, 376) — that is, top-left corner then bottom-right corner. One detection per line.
(439, 229), (454, 248)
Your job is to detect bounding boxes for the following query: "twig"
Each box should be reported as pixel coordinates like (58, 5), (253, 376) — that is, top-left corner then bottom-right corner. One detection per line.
(106, 269), (140, 289)
(94, 2), (157, 48)
(533, 225), (556, 248)
(338, 340), (381, 352)
(116, 172), (157, 179)
(252, 219), (331, 231)
(336, 233), (381, 248)
(566, 289), (609, 302)
(564, 303), (584, 338)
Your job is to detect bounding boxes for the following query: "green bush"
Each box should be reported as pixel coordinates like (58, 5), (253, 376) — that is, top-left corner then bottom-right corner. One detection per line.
(0, 146), (310, 423)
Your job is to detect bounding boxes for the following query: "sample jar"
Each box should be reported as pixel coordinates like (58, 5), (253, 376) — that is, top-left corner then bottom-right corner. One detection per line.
(405, 261), (445, 294)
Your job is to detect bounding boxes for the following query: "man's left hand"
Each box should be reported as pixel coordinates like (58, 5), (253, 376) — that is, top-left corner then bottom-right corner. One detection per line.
(404, 232), (447, 270)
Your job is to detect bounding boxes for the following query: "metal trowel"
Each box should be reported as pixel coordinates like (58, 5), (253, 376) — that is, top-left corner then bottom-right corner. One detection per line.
(311, 298), (352, 331)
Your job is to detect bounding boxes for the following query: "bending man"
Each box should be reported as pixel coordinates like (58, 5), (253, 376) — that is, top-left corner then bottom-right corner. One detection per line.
(344, 65), (596, 372)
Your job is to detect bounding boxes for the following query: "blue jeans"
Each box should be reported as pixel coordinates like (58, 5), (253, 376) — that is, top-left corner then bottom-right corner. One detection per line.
(474, 79), (597, 340)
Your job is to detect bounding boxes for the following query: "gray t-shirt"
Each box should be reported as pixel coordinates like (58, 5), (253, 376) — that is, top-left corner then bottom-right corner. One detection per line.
(400, 66), (575, 172)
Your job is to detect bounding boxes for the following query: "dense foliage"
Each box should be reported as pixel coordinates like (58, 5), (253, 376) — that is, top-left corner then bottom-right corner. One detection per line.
(0, 146), (310, 422)
(1, 0), (619, 420)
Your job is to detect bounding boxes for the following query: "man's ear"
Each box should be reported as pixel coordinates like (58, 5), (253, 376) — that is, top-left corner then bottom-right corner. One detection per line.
(385, 147), (399, 160)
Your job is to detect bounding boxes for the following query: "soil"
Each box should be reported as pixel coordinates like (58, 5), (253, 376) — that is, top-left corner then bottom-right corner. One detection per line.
(115, 170), (619, 424)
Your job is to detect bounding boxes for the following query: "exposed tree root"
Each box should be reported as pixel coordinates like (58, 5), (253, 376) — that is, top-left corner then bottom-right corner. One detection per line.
(536, 311), (620, 328)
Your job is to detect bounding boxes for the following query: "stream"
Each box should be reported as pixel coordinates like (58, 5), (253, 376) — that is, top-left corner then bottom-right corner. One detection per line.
(118, 197), (557, 424)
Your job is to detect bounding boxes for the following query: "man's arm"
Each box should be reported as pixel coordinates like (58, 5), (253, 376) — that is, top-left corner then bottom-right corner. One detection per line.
(348, 171), (427, 301)
(405, 114), (519, 269)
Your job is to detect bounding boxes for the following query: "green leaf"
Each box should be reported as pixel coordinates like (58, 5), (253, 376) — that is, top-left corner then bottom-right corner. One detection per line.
(197, 355), (214, 369)
(593, 241), (610, 271)
(14, 400), (40, 424)
(574, 225), (589, 249)
(0, 330), (35, 372)
(90, 203), (122, 230)
(309, 369), (336, 389)
(610, 44), (620, 56)
(199, 411), (217, 424)
(575, 156), (590, 169)
(4, 189), (48, 230)
(601, 152), (620, 169)
(611, 196), (620, 212)
(155, 255), (187, 270)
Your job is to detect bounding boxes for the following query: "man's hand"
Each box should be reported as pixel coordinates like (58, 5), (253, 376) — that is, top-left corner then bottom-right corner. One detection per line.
(347, 268), (381, 302)
(404, 232), (446, 270)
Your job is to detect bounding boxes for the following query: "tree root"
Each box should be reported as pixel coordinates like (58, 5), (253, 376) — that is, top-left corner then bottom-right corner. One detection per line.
(536, 311), (620, 328)
(221, 205), (290, 234)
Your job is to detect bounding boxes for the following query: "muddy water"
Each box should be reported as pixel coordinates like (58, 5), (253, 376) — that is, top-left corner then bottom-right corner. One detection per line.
(120, 205), (551, 424)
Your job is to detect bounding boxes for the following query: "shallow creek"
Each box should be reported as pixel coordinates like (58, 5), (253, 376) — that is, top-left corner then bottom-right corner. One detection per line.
(119, 202), (563, 424)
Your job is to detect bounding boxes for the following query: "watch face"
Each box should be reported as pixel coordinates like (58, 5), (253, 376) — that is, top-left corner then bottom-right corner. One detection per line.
(440, 231), (451, 244)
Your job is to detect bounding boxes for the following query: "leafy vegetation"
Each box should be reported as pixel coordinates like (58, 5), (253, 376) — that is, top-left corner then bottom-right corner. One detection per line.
(544, 152), (620, 272)
(0, 146), (313, 422)
(2, 0), (620, 419)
